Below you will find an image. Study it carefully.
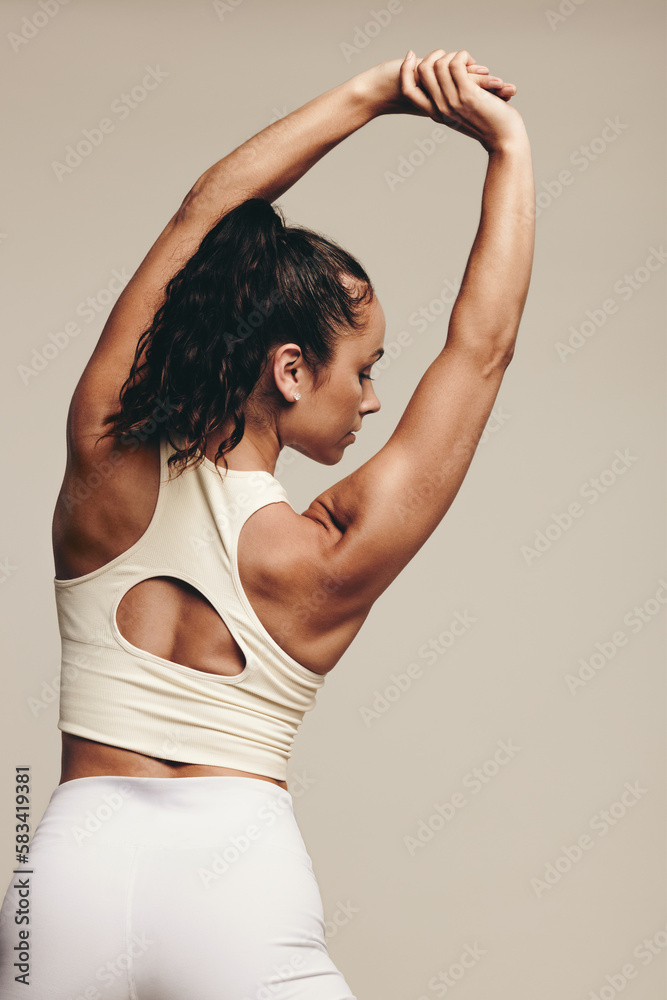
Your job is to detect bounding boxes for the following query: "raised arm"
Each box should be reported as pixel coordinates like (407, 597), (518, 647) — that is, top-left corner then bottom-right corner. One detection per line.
(69, 71), (378, 444)
(303, 50), (535, 609)
(180, 54), (514, 220)
(69, 53), (513, 445)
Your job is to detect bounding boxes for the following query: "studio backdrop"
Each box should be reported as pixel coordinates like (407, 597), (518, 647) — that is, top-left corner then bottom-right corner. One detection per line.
(1, 1), (665, 997)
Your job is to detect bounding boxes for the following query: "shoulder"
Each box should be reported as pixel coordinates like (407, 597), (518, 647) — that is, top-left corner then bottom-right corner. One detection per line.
(238, 494), (342, 582)
(237, 492), (362, 620)
(52, 428), (161, 580)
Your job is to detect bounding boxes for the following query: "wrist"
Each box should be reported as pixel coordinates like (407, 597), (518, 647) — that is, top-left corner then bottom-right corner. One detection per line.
(347, 62), (396, 119)
(485, 119), (530, 156)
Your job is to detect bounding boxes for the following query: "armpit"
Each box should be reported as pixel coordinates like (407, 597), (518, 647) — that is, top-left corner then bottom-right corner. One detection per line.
(301, 496), (347, 540)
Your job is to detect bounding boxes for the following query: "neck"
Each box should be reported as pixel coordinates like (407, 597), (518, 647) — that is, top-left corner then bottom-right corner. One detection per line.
(206, 418), (281, 475)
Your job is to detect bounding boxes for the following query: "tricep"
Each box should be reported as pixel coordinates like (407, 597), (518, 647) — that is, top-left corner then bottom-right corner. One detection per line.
(309, 341), (512, 612)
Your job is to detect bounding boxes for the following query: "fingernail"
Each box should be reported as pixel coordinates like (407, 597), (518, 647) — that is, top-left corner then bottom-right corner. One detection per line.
(406, 49), (415, 60)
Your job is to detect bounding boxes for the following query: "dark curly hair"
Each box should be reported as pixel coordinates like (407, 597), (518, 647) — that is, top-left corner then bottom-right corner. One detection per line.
(97, 197), (375, 478)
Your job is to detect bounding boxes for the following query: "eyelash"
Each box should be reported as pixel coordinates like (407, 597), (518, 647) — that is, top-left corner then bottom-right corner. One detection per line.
(360, 373), (375, 382)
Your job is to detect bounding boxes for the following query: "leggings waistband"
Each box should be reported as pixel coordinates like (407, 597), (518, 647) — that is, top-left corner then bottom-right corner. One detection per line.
(35, 775), (297, 850)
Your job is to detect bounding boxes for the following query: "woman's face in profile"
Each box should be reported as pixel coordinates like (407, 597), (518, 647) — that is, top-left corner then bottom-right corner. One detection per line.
(280, 295), (386, 466)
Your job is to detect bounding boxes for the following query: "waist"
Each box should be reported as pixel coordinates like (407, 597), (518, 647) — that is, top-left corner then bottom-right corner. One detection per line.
(59, 732), (289, 791)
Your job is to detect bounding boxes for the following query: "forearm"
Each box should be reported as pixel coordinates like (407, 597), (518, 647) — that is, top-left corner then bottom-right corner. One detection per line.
(182, 74), (375, 222)
(445, 130), (535, 362)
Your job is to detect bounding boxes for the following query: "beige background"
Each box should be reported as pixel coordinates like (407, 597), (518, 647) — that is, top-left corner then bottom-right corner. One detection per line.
(1, 0), (665, 996)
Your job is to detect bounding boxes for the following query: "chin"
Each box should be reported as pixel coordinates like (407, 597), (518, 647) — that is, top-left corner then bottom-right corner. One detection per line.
(312, 450), (346, 467)
(289, 441), (346, 466)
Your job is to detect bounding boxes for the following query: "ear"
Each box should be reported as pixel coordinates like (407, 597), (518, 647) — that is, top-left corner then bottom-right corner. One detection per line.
(271, 343), (307, 403)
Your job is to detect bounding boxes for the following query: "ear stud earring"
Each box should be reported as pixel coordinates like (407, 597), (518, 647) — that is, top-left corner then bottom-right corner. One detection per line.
(293, 392), (301, 400)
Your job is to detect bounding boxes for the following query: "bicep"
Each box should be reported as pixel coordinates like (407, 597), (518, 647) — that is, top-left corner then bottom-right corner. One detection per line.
(66, 194), (220, 447)
(307, 342), (512, 608)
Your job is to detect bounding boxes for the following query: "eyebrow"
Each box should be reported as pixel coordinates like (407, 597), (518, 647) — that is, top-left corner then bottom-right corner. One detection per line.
(370, 348), (384, 360)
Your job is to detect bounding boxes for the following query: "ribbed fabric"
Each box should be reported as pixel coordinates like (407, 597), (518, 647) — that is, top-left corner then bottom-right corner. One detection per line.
(55, 432), (326, 781)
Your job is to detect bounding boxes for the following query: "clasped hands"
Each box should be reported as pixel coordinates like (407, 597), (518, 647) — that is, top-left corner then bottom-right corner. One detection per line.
(356, 48), (517, 120)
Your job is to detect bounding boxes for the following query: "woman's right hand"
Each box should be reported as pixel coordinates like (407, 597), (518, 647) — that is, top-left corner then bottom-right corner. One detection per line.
(405, 49), (527, 153)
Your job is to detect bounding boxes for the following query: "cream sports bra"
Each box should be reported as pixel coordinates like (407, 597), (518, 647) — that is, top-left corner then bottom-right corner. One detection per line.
(55, 431), (326, 781)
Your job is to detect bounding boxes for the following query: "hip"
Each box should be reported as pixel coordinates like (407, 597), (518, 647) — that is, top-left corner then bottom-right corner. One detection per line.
(0, 775), (358, 999)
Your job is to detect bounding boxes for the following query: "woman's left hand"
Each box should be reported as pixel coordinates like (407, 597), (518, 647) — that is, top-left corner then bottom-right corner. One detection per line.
(355, 50), (517, 119)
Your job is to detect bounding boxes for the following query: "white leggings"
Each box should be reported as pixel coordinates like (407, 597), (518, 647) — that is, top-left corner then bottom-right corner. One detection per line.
(0, 775), (357, 999)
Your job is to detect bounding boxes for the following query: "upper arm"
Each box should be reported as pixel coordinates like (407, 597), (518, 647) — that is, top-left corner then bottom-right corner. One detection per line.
(66, 193), (224, 451)
(305, 341), (513, 610)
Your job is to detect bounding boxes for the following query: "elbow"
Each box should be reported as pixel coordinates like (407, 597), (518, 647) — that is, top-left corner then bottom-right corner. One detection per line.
(445, 332), (517, 375)
(495, 338), (516, 369)
(176, 173), (219, 223)
(485, 337), (517, 375)
(175, 187), (201, 225)
(175, 181), (243, 230)
(447, 311), (522, 372)
(475, 343), (515, 379)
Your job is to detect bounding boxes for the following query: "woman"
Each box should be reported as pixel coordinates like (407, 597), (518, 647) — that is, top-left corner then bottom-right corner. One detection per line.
(0, 48), (533, 999)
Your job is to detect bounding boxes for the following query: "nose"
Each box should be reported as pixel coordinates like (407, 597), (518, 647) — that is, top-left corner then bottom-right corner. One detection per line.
(361, 383), (381, 416)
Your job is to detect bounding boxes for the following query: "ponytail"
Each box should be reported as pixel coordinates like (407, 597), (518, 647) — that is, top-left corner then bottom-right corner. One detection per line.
(98, 197), (374, 478)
